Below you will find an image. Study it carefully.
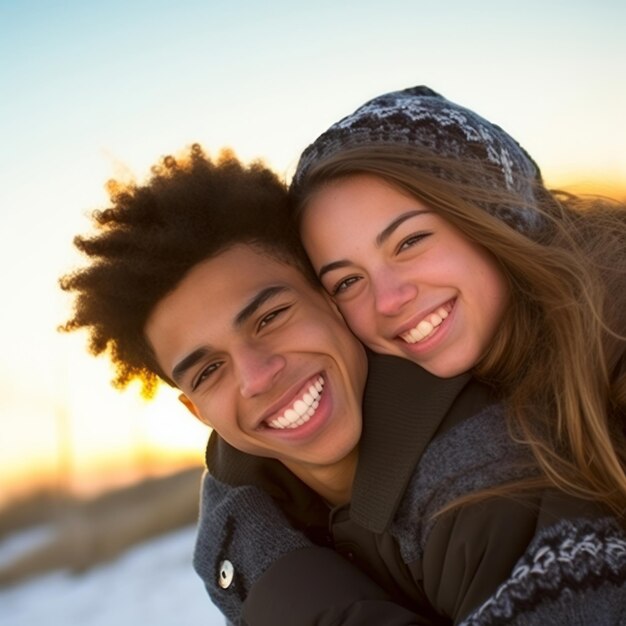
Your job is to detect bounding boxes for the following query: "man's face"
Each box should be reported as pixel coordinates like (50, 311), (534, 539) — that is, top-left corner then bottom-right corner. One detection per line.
(145, 244), (367, 485)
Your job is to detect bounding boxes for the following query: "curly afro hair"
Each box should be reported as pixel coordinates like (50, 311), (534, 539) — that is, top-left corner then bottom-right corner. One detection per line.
(60, 144), (314, 396)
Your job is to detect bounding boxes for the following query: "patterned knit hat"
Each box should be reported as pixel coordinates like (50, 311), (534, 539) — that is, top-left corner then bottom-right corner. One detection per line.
(292, 85), (545, 234)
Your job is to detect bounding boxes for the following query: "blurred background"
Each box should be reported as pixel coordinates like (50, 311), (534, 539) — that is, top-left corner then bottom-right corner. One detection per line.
(1, 1), (624, 624)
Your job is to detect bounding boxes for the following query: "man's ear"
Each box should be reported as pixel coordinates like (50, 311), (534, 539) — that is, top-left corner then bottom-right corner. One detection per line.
(178, 394), (213, 427)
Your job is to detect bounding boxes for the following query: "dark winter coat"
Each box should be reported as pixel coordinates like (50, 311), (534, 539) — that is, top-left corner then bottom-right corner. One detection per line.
(196, 353), (626, 625)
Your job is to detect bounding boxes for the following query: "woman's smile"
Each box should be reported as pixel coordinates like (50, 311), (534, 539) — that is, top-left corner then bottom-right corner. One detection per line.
(301, 175), (510, 378)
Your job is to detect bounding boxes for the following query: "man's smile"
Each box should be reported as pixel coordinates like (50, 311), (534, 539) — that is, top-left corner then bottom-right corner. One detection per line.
(266, 375), (325, 430)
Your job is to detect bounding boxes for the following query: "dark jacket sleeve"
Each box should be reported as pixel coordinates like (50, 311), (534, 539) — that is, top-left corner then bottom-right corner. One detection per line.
(195, 473), (443, 626)
(418, 493), (626, 625)
(420, 496), (539, 621)
(244, 548), (435, 626)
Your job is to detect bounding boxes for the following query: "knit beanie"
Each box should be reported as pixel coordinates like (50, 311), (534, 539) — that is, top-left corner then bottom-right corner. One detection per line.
(292, 85), (545, 234)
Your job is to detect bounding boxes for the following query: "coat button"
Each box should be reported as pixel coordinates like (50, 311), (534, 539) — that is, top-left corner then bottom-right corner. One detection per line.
(218, 559), (234, 589)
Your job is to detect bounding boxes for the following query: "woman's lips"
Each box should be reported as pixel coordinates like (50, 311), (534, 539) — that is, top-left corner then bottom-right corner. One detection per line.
(400, 300), (454, 344)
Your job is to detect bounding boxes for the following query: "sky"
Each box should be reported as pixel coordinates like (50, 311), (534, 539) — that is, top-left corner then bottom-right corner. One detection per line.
(1, 0), (625, 502)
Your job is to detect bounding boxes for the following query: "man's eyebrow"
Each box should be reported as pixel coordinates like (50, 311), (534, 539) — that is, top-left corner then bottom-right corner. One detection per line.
(318, 210), (430, 280)
(170, 286), (287, 385)
(234, 285), (288, 327)
(172, 347), (210, 385)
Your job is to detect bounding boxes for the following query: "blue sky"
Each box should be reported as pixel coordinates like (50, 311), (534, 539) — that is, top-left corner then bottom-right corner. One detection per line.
(1, 0), (624, 499)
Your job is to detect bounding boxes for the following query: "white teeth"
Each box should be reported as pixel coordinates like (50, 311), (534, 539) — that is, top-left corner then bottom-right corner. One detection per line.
(294, 400), (308, 416)
(417, 320), (433, 336)
(401, 305), (451, 345)
(267, 376), (325, 429)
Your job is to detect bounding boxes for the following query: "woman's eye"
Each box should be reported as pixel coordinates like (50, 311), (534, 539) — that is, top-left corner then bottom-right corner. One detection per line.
(258, 306), (290, 330)
(192, 362), (222, 391)
(398, 232), (430, 252)
(331, 276), (361, 296)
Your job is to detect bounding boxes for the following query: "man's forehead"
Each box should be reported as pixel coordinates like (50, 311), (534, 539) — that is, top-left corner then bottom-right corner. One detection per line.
(203, 245), (313, 292)
(169, 246), (320, 320)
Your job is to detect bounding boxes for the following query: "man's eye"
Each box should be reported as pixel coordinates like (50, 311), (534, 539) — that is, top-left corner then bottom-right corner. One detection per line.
(331, 276), (361, 296)
(258, 306), (291, 330)
(192, 362), (222, 391)
(398, 232), (430, 252)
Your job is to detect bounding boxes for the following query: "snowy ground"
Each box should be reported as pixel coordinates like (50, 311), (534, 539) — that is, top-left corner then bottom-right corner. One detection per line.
(0, 525), (226, 626)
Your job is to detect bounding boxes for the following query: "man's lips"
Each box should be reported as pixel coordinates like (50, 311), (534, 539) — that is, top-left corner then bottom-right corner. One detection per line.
(263, 375), (325, 430)
(399, 300), (454, 344)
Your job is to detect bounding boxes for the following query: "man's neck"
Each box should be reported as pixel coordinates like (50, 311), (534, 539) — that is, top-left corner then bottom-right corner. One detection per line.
(283, 447), (359, 507)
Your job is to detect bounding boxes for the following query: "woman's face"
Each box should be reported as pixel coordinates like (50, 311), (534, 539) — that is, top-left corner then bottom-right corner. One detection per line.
(300, 174), (510, 378)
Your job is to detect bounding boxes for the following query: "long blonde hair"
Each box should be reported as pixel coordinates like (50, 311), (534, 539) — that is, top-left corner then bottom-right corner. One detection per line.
(294, 144), (626, 518)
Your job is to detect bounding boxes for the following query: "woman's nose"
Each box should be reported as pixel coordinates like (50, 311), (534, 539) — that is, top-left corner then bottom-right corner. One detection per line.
(373, 271), (418, 317)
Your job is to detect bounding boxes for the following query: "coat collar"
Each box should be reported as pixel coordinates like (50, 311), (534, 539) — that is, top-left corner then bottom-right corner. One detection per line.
(351, 353), (471, 532)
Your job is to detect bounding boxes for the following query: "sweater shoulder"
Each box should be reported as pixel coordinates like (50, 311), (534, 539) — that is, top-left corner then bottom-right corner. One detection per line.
(391, 404), (535, 560)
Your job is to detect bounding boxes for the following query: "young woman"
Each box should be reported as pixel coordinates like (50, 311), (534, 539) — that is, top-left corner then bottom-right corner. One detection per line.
(291, 85), (626, 522)
(197, 88), (626, 625)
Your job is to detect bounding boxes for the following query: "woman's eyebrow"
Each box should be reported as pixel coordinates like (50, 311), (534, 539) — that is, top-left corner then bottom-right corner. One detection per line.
(318, 210), (430, 280)
(318, 260), (351, 281)
(375, 210), (430, 246)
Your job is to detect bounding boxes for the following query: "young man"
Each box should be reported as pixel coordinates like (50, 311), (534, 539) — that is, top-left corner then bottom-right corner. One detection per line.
(62, 146), (626, 626)
(60, 147), (431, 623)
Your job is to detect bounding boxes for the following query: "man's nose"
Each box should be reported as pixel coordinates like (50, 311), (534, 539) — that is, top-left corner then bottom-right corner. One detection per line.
(237, 347), (286, 399)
